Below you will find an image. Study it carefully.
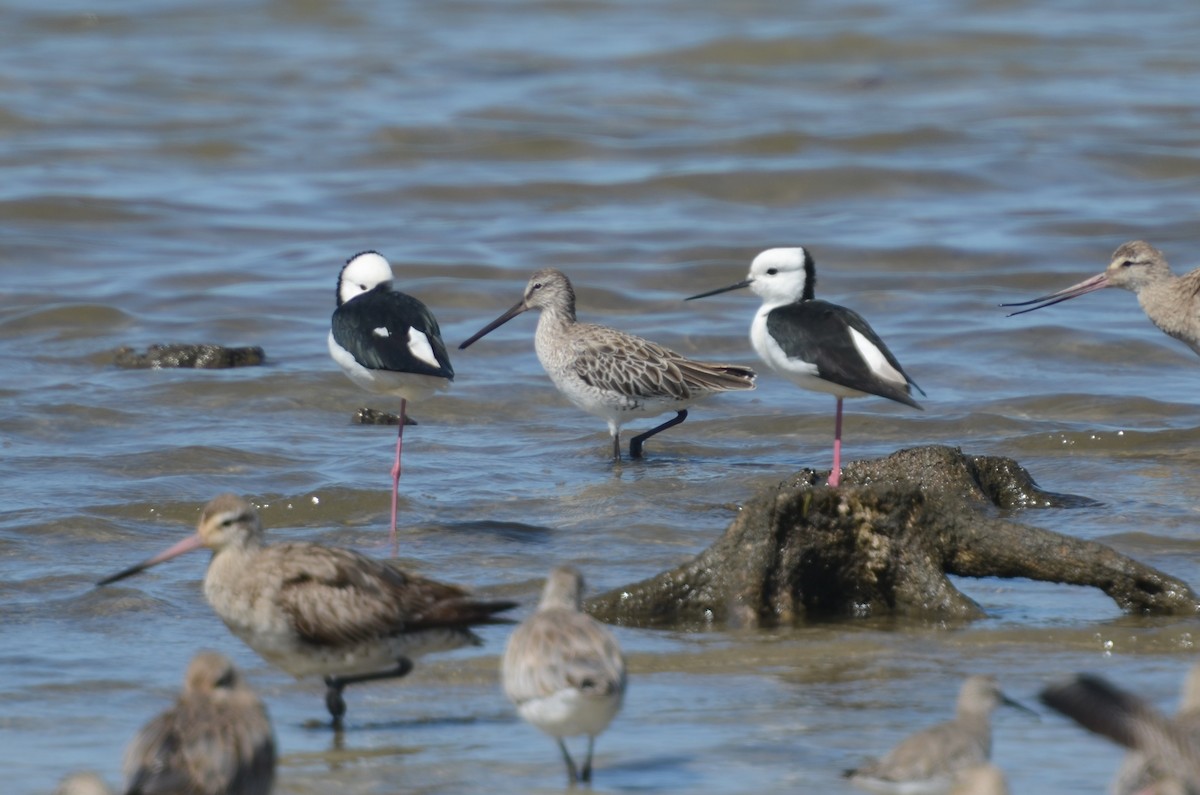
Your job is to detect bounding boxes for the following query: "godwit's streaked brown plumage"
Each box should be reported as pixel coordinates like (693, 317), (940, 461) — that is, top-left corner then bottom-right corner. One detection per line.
(1004, 240), (1200, 356)
(97, 494), (515, 725)
(1042, 667), (1200, 795)
(122, 651), (275, 795)
(459, 268), (756, 460)
(845, 675), (1034, 795)
(501, 565), (626, 785)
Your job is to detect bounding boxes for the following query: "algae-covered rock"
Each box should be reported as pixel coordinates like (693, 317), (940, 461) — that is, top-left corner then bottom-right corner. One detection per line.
(114, 344), (264, 369)
(588, 445), (1200, 628)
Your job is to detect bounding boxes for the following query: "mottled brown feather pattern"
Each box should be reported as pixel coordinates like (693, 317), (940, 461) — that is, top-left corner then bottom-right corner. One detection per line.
(265, 542), (502, 648)
(569, 322), (755, 400)
(123, 651), (275, 795)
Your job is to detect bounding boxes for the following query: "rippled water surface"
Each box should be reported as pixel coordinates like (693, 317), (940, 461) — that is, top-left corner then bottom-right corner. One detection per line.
(5, 1), (1200, 793)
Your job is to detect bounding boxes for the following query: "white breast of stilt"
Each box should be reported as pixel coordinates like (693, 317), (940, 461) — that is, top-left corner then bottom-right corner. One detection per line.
(327, 329), (450, 401)
(750, 304), (869, 399)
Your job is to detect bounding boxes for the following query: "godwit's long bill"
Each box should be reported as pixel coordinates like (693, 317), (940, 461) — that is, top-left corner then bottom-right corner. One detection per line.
(1002, 240), (1200, 356)
(458, 268), (756, 460)
(845, 675), (1035, 795)
(329, 251), (455, 545)
(123, 651), (275, 795)
(501, 565), (626, 786)
(687, 248), (923, 487)
(97, 494), (516, 726)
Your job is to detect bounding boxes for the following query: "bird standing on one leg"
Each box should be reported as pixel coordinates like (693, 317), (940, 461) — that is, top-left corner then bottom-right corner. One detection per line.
(687, 247), (923, 486)
(502, 565), (626, 786)
(328, 251), (454, 544)
(97, 494), (516, 727)
(459, 268), (755, 461)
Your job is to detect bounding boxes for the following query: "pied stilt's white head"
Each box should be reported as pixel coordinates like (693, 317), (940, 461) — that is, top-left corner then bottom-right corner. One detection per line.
(686, 246), (816, 307)
(336, 251), (395, 307)
(744, 247), (816, 305)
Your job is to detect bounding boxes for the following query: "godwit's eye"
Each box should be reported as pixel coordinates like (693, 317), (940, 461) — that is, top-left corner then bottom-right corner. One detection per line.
(1120, 260), (1134, 268)
(532, 282), (543, 290)
(766, 268), (778, 276)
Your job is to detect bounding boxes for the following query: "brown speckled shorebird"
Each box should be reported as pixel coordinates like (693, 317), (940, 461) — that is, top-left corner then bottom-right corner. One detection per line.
(119, 651), (275, 795)
(1004, 240), (1200, 355)
(459, 268), (756, 460)
(501, 565), (626, 786)
(1041, 668), (1200, 795)
(97, 494), (516, 726)
(845, 675), (1034, 795)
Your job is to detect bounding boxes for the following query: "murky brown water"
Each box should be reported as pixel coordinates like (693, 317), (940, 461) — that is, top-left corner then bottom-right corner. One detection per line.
(5, 1), (1200, 793)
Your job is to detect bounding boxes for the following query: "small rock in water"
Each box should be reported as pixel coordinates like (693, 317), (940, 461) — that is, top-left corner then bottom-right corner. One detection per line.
(353, 407), (417, 426)
(114, 344), (265, 369)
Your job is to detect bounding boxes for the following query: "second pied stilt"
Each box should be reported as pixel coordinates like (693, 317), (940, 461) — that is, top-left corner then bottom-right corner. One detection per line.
(687, 247), (923, 486)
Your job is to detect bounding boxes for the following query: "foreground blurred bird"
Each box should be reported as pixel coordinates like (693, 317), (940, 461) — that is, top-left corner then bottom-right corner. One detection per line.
(459, 268), (756, 460)
(54, 773), (113, 795)
(1003, 240), (1200, 356)
(97, 494), (515, 726)
(123, 651), (275, 795)
(329, 251), (455, 544)
(1041, 669), (1200, 795)
(502, 565), (626, 786)
(688, 247), (923, 487)
(845, 675), (1034, 795)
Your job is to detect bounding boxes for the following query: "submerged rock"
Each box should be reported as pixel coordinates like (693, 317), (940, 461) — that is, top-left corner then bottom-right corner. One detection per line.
(352, 407), (418, 426)
(114, 344), (264, 369)
(588, 445), (1200, 628)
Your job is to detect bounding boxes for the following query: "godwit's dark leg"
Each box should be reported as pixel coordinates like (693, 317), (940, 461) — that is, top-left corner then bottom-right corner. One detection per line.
(323, 658), (414, 726)
(611, 432), (622, 461)
(629, 410), (688, 459)
(389, 398), (406, 545)
(557, 737), (580, 786)
(580, 735), (597, 783)
(828, 397), (844, 487)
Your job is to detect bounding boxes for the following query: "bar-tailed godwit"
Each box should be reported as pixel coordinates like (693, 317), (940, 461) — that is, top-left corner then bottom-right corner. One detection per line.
(98, 494), (515, 725)
(1003, 240), (1200, 356)
(459, 268), (755, 460)
(845, 675), (1033, 795)
(1041, 668), (1200, 795)
(123, 650), (275, 795)
(501, 565), (626, 785)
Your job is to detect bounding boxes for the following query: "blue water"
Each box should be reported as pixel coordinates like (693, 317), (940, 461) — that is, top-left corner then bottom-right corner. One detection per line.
(4, 1), (1200, 793)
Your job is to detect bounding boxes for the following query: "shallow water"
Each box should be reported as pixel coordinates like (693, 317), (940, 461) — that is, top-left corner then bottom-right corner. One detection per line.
(4, 1), (1200, 793)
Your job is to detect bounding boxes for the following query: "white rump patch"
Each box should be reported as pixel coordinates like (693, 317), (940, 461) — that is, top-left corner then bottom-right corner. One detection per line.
(372, 327), (390, 338)
(849, 327), (905, 386)
(407, 328), (440, 368)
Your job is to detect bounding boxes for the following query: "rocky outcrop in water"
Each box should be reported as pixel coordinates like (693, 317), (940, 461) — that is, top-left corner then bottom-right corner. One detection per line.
(588, 445), (1200, 627)
(114, 344), (265, 369)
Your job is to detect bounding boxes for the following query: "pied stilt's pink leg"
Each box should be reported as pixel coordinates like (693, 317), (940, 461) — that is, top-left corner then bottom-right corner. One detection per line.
(828, 397), (843, 487)
(389, 398), (406, 546)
